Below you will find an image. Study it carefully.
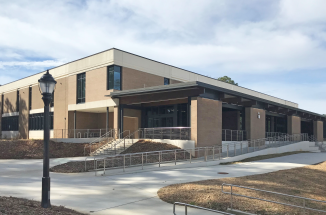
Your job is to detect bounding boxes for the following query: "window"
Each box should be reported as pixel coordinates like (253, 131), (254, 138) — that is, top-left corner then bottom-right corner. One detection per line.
(77, 73), (86, 104)
(16, 90), (19, 112)
(29, 112), (53, 130)
(29, 87), (32, 110)
(164, 78), (170, 85)
(1, 116), (19, 131)
(107, 65), (121, 90)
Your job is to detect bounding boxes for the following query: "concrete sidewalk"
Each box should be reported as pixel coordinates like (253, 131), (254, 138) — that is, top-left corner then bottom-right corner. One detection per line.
(0, 152), (325, 214)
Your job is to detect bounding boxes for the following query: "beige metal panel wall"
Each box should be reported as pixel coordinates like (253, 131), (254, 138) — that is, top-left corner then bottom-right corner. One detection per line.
(313, 120), (323, 142)
(0, 49), (114, 95)
(85, 67), (109, 102)
(67, 75), (77, 105)
(113, 49), (298, 108)
(245, 107), (266, 140)
(287, 115), (301, 135)
(191, 97), (222, 147)
(3, 91), (17, 113)
(31, 85), (43, 110)
(19, 87), (29, 139)
(122, 67), (164, 90)
(53, 77), (68, 131)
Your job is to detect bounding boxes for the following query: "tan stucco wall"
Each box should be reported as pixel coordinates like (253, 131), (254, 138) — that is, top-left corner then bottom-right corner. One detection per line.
(3, 91), (17, 113)
(122, 67), (164, 90)
(19, 88), (29, 139)
(31, 85), (44, 110)
(191, 97), (222, 147)
(313, 120), (323, 142)
(53, 77), (69, 132)
(67, 75), (77, 105)
(245, 107), (266, 140)
(123, 108), (141, 138)
(287, 115), (301, 135)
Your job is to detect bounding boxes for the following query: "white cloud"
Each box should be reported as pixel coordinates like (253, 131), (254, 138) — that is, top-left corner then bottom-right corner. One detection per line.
(0, 0), (326, 113)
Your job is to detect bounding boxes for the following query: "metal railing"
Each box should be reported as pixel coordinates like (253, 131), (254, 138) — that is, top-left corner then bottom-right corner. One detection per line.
(53, 128), (112, 139)
(222, 129), (247, 141)
(84, 129), (118, 155)
(85, 133), (309, 175)
(266, 132), (286, 138)
(142, 127), (190, 140)
(97, 129), (143, 156)
(222, 183), (326, 213)
(173, 202), (233, 215)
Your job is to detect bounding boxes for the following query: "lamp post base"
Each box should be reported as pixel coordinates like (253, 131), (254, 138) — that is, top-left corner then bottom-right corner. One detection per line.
(41, 177), (51, 208)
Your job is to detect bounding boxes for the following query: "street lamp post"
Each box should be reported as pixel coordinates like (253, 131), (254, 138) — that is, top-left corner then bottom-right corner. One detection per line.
(38, 70), (57, 208)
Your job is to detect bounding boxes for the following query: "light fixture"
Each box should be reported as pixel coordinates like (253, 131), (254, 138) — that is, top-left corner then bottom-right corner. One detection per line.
(258, 112), (261, 119)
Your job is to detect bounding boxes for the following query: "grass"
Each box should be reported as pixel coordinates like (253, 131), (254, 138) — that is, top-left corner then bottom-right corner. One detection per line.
(158, 160), (326, 215)
(0, 196), (86, 215)
(219, 151), (309, 165)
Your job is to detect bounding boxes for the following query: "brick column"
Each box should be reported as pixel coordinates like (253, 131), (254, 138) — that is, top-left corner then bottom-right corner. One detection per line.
(113, 106), (119, 138)
(191, 97), (222, 147)
(287, 115), (301, 135)
(245, 107), (266, 140)
(19, 88), (29, 139)
(313, 120), (323, 142)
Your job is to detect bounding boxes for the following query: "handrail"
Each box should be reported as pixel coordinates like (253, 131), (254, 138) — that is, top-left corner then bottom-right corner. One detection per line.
(87, 133), (311, 175)
(222, 183), (326, 213)
(173, 202), (233, 215)
(106, 129), (141, 153)
(84, 129), (117, 155)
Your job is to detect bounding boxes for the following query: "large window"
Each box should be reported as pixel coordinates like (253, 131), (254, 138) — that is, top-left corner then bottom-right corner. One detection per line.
(29, 112), (53, 130)
(107, 65), (121, 90)
(1, 116), (19, 131)
(144, 104), (188, 128)
(77, 73), (86, 104)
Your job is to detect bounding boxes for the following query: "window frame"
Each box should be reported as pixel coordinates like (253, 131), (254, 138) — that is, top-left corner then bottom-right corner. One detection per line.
(76, 72), (86, 104)
(164, 78), (170, 85)
(107, 65), (122, 90)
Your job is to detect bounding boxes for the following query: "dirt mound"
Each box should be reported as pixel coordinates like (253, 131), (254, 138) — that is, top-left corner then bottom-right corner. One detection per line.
(0, 139), (91, 159)
(0, 196), (86, 215)
(120, 140), (180, 154)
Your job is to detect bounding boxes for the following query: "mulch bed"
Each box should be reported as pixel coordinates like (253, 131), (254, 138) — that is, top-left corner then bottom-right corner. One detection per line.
(158, 161), (326, 215)
(50, 140), (190, 173)
(0, 139), (96, 159)
(0, 196), (86, 215)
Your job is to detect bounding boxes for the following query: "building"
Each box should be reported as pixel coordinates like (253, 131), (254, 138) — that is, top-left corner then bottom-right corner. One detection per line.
(0, 48), (325, 146)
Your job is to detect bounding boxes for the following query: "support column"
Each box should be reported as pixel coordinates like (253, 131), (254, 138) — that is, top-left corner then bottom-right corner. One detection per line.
(74, 110), (76, 138)
(287, 115), (301, 135)
(106, 107), (109, 134)
(191, 97), (222, 147)
(113, 106), (119, 138)
(245, 107), (266, 140)
(313, 120), (323, 142)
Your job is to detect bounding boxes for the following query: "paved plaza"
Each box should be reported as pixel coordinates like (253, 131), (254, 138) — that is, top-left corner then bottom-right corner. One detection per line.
(0, 153), (325, 214)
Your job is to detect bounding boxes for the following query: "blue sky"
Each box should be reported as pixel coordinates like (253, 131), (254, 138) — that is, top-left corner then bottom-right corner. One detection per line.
(0, 0), (326, 114)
